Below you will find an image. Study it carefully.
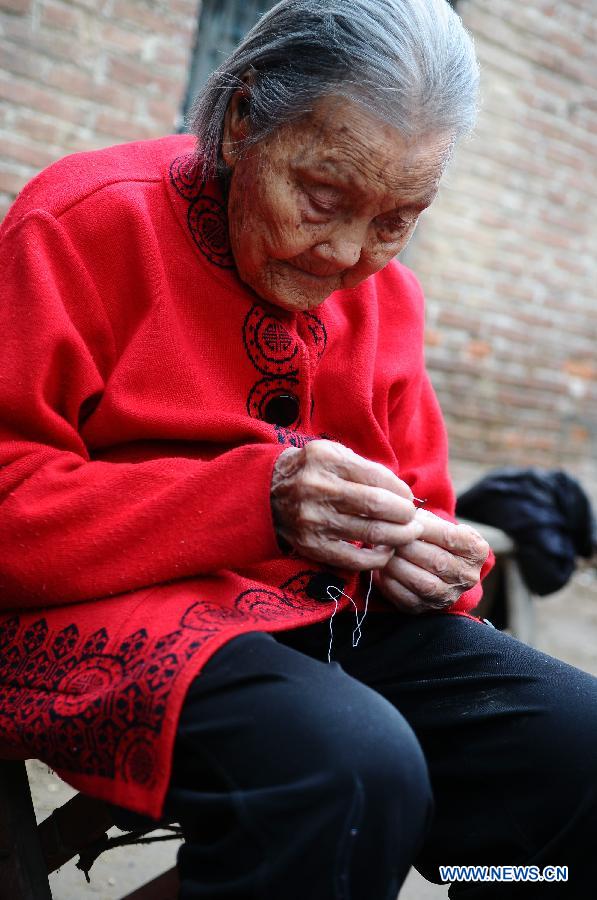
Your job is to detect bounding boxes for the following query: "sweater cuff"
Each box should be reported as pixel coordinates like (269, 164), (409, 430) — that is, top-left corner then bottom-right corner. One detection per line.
(243, 443), (291, 563)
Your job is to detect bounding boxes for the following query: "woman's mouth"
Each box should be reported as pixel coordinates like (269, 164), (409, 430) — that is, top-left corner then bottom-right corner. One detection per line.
(281, 260), (342, 283)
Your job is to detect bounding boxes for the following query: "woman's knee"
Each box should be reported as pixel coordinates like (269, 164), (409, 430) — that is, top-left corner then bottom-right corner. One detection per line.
(177, 630), (432, 815)
(309, 660), (432, 807)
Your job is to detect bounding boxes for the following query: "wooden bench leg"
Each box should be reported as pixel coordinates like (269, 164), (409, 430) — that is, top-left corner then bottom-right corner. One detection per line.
(504, 557), (535, 645)
(0, 760), (52, 900)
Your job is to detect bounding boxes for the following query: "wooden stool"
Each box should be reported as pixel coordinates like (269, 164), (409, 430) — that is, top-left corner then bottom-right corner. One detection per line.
(0, 759), (180, 900)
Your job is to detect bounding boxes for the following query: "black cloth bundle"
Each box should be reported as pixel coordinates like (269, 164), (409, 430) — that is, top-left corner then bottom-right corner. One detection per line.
(456, 468), (596, 596)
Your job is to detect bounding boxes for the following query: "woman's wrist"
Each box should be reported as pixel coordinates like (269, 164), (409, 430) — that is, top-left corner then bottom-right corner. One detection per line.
(270, 447), (304, 555)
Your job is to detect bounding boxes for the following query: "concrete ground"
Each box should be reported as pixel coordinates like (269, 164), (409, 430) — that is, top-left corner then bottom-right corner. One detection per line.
(29, 567), (597, 900)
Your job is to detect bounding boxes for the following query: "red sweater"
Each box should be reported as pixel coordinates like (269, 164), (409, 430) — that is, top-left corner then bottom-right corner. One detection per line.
(0, 135), (490, 817)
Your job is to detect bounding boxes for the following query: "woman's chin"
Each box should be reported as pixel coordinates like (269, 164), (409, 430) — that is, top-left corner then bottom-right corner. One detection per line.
(243, 261), (340, 312)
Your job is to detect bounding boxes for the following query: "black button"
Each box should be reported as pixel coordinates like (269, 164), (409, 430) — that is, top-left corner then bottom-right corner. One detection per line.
(263, 393), (299, 426)
(306, 573), (346, 603)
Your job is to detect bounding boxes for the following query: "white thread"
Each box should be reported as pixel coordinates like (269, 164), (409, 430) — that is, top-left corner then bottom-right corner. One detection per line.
(326, 593), (340, 664)
(326, 571), (373, 664)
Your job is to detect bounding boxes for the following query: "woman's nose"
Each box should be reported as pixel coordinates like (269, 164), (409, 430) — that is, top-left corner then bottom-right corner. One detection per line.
(313, 241), (361, 271)
(311, 233), (363, 272)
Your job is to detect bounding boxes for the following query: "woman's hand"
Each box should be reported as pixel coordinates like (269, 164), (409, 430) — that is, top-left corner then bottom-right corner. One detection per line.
(270, 440), (424, 571)
(373, 508), (490, 613)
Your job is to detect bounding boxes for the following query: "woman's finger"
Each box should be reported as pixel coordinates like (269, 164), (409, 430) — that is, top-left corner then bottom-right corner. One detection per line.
(395, 538), (481, 586)
(329, 479), (418, 525)
(306, 440), (414, 499)
(325, 509), (424, 548)
(415, 509), (490, 563)
(381, 554), (468, 604)
(372, 570), (442, 614)
(296, 536), (395, 572)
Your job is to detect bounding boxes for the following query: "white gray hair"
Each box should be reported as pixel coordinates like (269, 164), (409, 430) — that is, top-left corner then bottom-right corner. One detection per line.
(190, 0), (479, 179)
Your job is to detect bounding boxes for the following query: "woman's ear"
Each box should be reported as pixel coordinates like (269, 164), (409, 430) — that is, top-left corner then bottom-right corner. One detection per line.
(221, 86), (252, 170)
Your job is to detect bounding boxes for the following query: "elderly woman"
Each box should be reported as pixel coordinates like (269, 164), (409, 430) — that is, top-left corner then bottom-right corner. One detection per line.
(1, 0), (596, 896)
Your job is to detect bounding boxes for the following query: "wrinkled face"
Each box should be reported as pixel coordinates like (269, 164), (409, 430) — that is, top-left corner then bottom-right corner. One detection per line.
(222, 94), (454, 312)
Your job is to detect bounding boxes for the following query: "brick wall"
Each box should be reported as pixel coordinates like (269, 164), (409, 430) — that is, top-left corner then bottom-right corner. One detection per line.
(0, 0), (200, 221)
(404, 0), (597, 500)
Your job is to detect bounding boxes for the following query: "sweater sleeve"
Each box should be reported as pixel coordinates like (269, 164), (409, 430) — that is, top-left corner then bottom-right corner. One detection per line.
(0, 211), (285, 608)
(387, 272), (493, 615)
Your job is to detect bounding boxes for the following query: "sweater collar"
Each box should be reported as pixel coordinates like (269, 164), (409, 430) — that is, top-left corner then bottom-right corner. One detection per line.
(167, 148), (237, 273)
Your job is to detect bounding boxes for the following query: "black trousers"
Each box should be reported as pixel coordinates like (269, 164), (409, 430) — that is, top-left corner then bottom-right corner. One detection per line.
(160, 609), (597, 899)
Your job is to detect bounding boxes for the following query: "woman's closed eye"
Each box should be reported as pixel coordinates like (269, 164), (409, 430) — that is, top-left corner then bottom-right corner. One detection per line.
(304, 185), (344, 216)
(375, 213), (416, 242)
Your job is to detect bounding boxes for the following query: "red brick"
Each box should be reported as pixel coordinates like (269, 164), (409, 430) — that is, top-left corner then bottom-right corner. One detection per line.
(466, 340), (493, 360)
(110, 0), (193, 38)
(0, 166), (32, 195)
(39, 0), (83, 33)
(61, 132), (112, 154)
(1, 12), (96, 68)
(106, 55), (182, 96)
(502, 430), (557, 452)
(569, 426), (590, 445)
(167, 0), (200, 16)
(1, 134), (60, 169)
(151, 39), (190, 69)
(43, 65), (97, 100)
(0, 74), (89, 124)
(0, 0), (32, 12)
(424, 329), (443, 348)
(0, 193), (13, 222)
(41, 64), (137, 114)
(145, 97), (180, 127)
(93, 110), (162, 142)
(527, 228), (575, 249)
(563, 360), (596, 380)
(534, 73), (575, 100)
(12, 109), (64, 143)
(553, 256), (590, 277)
(95, 21), (148, 55)
(0, 38), (49, 80)
(64, 0), (104, 8)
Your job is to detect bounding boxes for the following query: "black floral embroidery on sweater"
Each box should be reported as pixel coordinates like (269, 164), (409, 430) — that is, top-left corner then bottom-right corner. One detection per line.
(232, 571), (335, 620)
(0, 573), (333, 789)
(302, 311), (327, 362)
(242, 305), (301, 429)
(0, 612), (213, 787)
(243, 306), (300, 377)
(169, 153), (235, 270)
(273, 425), (316, 448)
(241, 305), (329, 435)
(169, 153), (204, 202)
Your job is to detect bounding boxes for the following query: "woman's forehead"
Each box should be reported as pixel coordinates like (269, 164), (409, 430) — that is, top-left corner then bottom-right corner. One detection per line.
(282, 96), (454, 207)
(293, 152), (444, 210)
